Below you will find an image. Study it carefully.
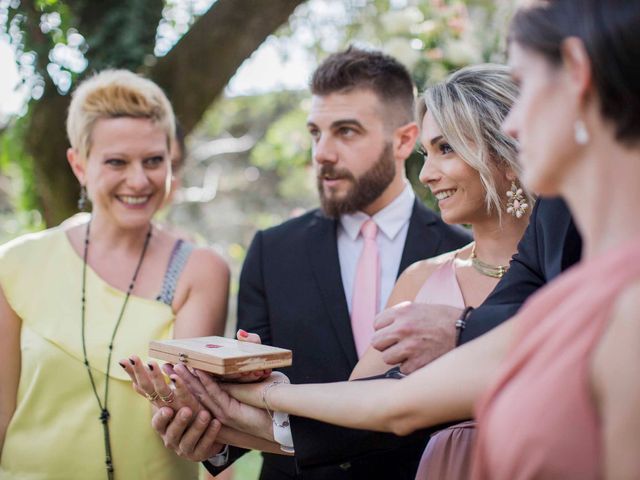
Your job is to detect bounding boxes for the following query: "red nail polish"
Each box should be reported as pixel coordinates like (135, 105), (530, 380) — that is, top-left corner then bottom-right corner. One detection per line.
(129, 358), (136, 366)
(147, 363), (154, 371)
(238, 329), (248, 338)
(118, 361), (126, 369)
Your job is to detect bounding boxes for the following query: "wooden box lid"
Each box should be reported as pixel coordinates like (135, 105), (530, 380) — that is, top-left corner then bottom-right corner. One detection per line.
(149, 336), (292, 375)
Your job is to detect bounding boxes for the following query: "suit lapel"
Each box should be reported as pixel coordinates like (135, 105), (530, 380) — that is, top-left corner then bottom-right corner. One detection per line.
(305, 201), (446, 367)
(398, 200), (442, 276)
(306, 212), (359, 367)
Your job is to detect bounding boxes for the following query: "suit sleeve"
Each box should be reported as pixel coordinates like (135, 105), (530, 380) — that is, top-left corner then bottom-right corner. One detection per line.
(290, 416), (429, 470)
(237, 231), (273, 344)
(458, 200), (546, 344)
(202, 447), (248, 476)
(204, 231), (272, 474)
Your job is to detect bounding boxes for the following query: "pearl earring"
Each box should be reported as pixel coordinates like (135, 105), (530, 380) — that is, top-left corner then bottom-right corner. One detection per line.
(506, 181), (528, 218)
(574, 119), (589, 145)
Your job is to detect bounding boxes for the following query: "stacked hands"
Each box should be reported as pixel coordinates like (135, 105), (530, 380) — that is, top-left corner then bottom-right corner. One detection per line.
(119, 302), (459, 461)
(119, 330), (291, 461)
(368, 302), (460, 374)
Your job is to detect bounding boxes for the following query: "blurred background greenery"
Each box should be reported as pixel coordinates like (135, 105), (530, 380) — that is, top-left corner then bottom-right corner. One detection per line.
(0, 1), (515, 478)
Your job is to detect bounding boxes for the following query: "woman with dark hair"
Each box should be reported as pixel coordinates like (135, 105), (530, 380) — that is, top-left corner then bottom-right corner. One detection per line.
(218, 1), (640, 478)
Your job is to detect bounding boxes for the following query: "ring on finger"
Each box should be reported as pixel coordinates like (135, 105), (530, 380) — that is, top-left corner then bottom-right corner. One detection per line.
(145, 391), (159, 402)
(159, 390), (175, 404)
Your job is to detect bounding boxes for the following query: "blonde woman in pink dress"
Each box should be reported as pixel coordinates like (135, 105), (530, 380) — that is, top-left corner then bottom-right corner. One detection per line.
(349, 63), (532, 479)
(221, 1), (640, 478)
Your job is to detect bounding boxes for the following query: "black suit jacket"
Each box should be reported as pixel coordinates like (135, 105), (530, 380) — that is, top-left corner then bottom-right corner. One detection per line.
(459, 197), (582, 344)
(217, 200), (471, 480)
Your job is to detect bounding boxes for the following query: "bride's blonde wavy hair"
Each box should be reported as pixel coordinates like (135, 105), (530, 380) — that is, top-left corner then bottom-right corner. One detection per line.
(418, 64), (534, 221)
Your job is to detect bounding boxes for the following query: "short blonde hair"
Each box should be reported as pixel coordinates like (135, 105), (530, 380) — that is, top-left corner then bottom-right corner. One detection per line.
(66, 69), (175, 159)
(418, 64), (533, 220)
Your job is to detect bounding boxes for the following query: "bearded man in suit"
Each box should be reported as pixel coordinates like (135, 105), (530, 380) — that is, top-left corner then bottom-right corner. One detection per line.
(227, 47), (470, 480)
(150, 47), (470, 480)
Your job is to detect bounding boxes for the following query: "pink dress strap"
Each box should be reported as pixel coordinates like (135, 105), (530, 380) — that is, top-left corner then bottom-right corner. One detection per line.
(414, 256), (466, 310)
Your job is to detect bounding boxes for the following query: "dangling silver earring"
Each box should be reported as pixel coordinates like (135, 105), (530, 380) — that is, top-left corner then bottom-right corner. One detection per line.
(77, 185), (88, 211)
(574, 119), (589, 145)
(506, 181), (528, 218)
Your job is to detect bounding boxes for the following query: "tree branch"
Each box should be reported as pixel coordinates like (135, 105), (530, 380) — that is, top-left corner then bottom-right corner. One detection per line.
(150, 0), (307, 132)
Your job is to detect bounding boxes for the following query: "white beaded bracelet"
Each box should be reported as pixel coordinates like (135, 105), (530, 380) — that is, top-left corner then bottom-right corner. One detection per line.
(261, 380), (289, 428)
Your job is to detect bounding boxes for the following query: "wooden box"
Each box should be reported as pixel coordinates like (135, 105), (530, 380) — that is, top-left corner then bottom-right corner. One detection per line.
(149, 336), (292, 375)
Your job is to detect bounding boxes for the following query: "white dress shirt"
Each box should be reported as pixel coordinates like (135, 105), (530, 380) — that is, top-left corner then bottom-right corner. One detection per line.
(338, 183), (415, 314)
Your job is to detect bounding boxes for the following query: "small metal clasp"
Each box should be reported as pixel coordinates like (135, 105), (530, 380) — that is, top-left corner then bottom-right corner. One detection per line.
(178, 353), (189, 364)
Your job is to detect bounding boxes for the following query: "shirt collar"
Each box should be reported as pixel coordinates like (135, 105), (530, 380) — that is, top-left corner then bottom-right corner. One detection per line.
(339, 183), (415, 241)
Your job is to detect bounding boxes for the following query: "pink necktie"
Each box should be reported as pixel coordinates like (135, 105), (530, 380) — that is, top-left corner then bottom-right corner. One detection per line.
(351, 219), (380, 358)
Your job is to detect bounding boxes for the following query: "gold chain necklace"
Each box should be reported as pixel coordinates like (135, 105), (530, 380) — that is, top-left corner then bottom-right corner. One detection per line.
(470, 243), (509, 279)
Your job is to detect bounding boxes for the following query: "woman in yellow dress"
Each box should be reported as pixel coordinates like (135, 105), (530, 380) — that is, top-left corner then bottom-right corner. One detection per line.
(0, 70), (230, 479)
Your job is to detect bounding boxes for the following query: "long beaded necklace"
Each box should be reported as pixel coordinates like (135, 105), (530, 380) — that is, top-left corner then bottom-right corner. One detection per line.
(80, 220), (152, 480)
(470, 243), (509, 279)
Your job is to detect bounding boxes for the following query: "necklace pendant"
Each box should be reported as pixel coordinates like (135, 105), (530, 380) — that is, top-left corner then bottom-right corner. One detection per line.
(100, 408), (110, 424)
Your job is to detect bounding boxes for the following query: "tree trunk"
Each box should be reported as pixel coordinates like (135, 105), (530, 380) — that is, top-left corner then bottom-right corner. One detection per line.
(24, 0), (307, 226)
(24, 89), (79, 224)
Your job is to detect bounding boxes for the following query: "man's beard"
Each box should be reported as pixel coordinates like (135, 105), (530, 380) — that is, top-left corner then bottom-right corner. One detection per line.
(318, 143), (396, 218)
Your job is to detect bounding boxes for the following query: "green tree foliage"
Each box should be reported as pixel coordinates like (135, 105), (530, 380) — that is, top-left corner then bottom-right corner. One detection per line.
(239, 0), (515, 217)
(0, 0), (514, 236)
(0, 0), (306, 227)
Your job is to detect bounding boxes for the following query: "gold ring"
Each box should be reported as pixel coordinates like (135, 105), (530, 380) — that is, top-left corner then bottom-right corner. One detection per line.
(145, 391), (159, 402)
(159, 390), (175, 404)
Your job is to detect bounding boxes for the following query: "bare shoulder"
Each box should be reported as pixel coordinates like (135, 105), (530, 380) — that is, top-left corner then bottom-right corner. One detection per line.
(592, 279), (640, 399)
(156, 228), (230, 284)
(597, 280), (640, 352)
(59, 216), (90, 250)
(592, 279), (640, 478)
(611, 280), (640, 327)
(186, 246), (230, 282)
(401, 249), (460, 285)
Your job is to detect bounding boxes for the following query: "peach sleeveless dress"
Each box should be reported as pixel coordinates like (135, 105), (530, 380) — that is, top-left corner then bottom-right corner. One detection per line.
(413, 253), (477, 480)
(473, 234), (640, 479)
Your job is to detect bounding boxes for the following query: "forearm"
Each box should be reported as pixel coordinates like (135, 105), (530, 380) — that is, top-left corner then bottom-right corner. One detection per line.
(269, 379), (401, 432)
(217, 426), (291, 456)
(259, 320), (513, 435)
(266, 375), (463, 436)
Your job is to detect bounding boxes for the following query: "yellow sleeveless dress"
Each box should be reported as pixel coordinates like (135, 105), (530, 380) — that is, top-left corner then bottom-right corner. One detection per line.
(0, 227), (199, 479)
